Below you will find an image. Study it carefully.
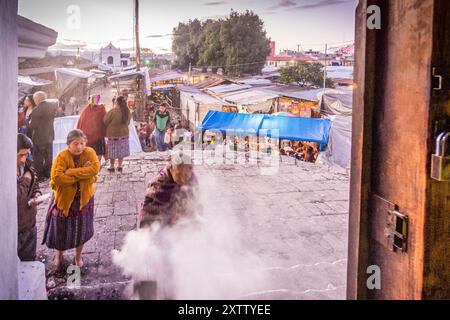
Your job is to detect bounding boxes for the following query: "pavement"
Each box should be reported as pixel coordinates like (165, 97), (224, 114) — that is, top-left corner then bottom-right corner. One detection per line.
(35, 151), (350, 300)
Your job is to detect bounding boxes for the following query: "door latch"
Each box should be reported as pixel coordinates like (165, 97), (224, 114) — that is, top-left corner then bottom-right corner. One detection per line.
(385, 208), (408, 253)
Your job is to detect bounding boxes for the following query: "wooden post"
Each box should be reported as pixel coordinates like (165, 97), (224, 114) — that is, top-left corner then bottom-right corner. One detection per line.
(135, 0), (141, 71)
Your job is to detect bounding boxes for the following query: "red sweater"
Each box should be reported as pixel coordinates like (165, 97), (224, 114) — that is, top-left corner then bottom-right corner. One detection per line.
(77, 104), (107, 145)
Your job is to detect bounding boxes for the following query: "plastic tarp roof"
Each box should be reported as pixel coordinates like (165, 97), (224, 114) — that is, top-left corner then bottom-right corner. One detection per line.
(260, 88), (327, 102)
(18, 75), (53, 87)
(55, 68), (95, 79)
(18, 75), (52, 99)
(317, 115), (352, 169)
(201, 111), (332, 144)
(201, 111), (265, 135)
(259, 114), (332, 143)
(55, 68), (97, 96)
(207, 83), (252, 95)
(108, 67), (151, 96)
(221, 89), (279, 105)
(108, 68), (145, 80)
(319, 91), (353, 116)
(52, 115), (142, 160)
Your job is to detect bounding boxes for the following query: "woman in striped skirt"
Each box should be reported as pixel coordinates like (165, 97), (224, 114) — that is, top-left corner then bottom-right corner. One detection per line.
(103, 96), (131, 173)
(42, 129), (100, 272)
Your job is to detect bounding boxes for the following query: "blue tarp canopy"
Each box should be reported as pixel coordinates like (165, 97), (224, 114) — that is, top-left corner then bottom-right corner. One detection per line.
(259, 114), (332, 143)
(201, 111), (332, 144)
(201, 111), (266, 135)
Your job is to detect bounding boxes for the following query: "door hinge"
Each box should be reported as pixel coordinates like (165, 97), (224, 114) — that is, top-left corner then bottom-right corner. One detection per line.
(432, 67), (443, 91)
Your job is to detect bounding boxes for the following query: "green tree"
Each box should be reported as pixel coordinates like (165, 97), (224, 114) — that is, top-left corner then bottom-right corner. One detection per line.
(172, 19), (203, 69)
(219, 10), (271, 76)
(171, 10), (270, 76)
(198, 19), (225, 69)
(279, 61), (335, 88)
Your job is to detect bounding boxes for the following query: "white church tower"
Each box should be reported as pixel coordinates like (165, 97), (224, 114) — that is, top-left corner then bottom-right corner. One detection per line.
(100, 42), (121, 67)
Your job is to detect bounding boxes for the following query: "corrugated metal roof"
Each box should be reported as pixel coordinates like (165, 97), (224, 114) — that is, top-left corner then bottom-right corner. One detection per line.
(179, 86), (231, 105)
(207, 83), (252, 95)
(149, 71), (183, 82)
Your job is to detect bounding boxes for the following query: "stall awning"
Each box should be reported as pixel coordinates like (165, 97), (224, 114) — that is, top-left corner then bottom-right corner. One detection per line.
(152, 84), (177, 90)
(55, 68), (95, 79)
(201, 111), (266, 135)
(200, 111), (331, 144)
(221, 89), (279, 105)
(149, 71), (183, 83)
(54, 68), (97, 97)
(259, 114), (332, 144)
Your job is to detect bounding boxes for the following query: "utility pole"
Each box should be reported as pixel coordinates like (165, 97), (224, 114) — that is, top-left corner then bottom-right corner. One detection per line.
(76, 47), (80, 68)
(188, 62), (192, 83)
(297, 44), (300, 57)
(323, 43), (328, 90)
(134, 0), (141, 71)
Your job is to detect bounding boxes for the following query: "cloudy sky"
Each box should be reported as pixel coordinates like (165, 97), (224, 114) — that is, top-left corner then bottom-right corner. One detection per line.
(19, 0), (358, 53)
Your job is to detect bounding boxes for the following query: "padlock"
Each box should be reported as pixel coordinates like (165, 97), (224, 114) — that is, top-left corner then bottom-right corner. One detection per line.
(431, 131), (450, 181)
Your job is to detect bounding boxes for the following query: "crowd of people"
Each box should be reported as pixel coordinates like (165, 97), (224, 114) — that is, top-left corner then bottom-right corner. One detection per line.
(15, 88), (321, 278)
(202, 134), (319, 163)
(15, 89), (202, 273)
(136, 103), (192, 152)
(280, 140), (319, 163)
(18, 92), (57, 182)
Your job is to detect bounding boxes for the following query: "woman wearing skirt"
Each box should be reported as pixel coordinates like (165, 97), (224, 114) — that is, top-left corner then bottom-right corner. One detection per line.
(104, 96), (132, 173)
(42, 129), (100, 271)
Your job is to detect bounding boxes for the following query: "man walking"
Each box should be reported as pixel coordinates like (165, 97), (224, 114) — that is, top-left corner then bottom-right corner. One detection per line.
(28, 91), (55, 181)
(153, 103), (170, 151)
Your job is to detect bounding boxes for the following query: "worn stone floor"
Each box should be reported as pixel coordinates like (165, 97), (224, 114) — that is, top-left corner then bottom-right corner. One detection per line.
(35, 151), (349, 300)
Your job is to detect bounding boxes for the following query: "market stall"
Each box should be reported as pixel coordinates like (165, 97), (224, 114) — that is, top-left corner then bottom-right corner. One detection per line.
(108, 67), (151, 122)
(18, 75), (52, 100)
(54, 68), (101, 112)
(52, 115), (142, 160)
(219, 89), (279, 114)
(201, 110), (331, 144)
(179, 86), (233, 129)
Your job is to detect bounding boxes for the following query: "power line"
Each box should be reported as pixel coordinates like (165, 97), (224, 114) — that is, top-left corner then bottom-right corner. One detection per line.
(60, 34), (354, 50)
(193, 60), (267, 69)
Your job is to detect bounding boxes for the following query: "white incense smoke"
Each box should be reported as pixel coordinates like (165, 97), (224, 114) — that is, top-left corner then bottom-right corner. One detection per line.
(113, 172), (269, 300)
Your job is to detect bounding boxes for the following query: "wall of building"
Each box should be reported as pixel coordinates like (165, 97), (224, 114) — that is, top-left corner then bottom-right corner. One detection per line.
(101, 49), (121, 67)
(0, 0), (19, 299)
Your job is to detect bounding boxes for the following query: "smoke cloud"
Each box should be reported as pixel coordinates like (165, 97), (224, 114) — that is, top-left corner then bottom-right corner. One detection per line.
(113, 173), (269, 300)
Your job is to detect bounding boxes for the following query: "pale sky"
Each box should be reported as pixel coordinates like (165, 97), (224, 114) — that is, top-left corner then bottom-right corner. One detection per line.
(18, 0), (358, 54)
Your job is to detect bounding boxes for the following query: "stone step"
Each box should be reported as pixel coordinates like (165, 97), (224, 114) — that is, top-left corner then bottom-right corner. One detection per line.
(47, 280), (131, 300)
